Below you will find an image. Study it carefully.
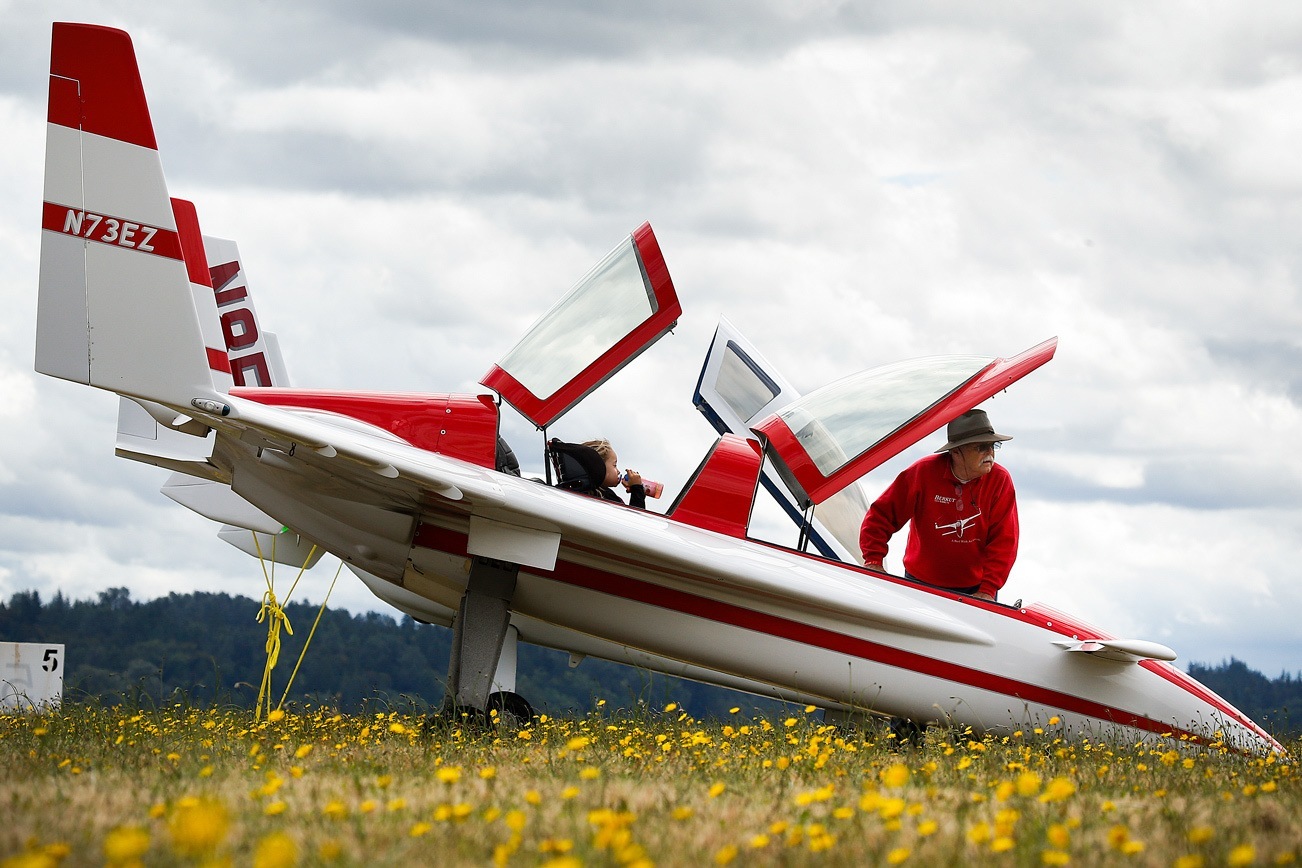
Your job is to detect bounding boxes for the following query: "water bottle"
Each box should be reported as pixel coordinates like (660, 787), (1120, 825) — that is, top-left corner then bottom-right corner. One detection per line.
(620, 472), (663, 499)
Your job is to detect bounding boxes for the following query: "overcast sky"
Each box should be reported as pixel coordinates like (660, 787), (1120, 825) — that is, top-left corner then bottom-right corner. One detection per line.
(2, 2), (1299, 679)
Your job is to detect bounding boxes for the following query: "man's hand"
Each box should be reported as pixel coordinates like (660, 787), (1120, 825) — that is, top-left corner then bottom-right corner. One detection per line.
(863, 560), (884, 571)
(974, 591), (996, 602)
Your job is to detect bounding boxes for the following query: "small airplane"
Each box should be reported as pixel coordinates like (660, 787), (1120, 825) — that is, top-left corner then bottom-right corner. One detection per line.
(36, 22), (1283, 754)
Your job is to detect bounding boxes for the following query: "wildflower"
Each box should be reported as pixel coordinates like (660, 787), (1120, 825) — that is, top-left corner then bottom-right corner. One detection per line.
(1039, 777), (1076, 803)
(882, 763), (910, 788)
(1187, 827), (1214, 845)
(323, 800), (347, 820)
(103, 825), (150, 865)
(566, 736), (591, 752)
(264, 800), (287, 816)
(253, 832), (298, 868)
(1173, 857), (1204, 868)
(1228, 845), (1256, 867)
(561, 786), (580, 800)
(967, 822), (992, 845)
(709, 782), (726, 798)
(294, 744), (313, 759)
(169, 798), (230, 857)
(525, 790), (542, 805)
(992, 837), (1015, 853)
(1047, 823), (1070, 849)
(436, 767), (461, 784)
(267, 709), (285, 722)
(887, 847), (911, 864)
(1041, 850), (1071, 866)
(1107, 825), (1130, 849)
(918, 820), (938, 837)
(750, 835), (770, 848)
(784, 718), (798, 728)
(1016, 771), (1041, 797)
(672, 807), (694, 821)
(664, 703), (678, 712)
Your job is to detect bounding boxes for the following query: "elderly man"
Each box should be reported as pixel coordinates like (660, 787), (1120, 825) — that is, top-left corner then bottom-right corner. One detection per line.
(859, 408), (1018, 602)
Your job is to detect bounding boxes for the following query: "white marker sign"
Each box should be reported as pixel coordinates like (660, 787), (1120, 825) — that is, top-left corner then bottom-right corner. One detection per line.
(1, 642), (64, 711)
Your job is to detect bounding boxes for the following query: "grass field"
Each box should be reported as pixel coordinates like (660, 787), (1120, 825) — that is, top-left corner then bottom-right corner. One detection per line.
(0, 701), (1297, 866)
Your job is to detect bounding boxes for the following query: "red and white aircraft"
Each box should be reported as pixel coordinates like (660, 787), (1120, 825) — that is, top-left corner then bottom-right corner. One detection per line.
(36, 23), (1282, 753)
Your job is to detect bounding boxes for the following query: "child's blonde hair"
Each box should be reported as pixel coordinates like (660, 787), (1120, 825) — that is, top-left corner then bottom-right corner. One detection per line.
(582, 439), (613, 460)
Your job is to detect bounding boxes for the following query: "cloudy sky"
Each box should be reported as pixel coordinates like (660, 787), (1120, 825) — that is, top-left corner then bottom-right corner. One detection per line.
(2, 2), (1299, 678)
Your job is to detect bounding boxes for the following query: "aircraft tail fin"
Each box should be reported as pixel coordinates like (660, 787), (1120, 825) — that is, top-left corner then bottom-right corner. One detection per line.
(37, 23), (224, 410)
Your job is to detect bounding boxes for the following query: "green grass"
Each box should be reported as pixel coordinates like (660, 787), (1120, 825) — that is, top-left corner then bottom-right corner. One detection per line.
(1, 701), (1297, 866)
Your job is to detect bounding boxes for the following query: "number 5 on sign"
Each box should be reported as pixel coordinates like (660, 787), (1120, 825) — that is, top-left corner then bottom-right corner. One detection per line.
(1, 643), (65, 711)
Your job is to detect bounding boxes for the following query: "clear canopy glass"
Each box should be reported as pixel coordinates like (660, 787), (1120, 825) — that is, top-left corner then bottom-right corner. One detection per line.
(497, 239), (656, 399)
(776, 355), (991, 476)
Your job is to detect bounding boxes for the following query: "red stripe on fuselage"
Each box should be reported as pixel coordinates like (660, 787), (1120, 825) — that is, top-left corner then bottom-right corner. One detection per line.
(42, 201), (182, 262)
(412, 524), (1217, 744)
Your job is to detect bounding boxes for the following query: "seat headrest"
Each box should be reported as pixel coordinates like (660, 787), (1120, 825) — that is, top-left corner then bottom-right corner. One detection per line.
(549, 439), (607, 492)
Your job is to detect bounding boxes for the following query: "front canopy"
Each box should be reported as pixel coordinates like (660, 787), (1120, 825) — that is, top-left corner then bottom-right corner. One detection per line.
(753, 338), (1057, 507)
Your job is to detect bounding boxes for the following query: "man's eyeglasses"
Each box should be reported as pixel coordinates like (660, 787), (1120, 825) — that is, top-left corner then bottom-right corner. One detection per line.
(965, 441), (1001, 453)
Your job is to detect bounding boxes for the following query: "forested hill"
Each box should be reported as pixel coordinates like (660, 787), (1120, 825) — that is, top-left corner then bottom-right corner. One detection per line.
(2, 588), (1299, 736)
(0, 588), (781, 719)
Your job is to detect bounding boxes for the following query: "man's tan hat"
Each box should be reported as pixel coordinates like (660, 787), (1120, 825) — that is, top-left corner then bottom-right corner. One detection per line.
(935, 409), (1012, 453)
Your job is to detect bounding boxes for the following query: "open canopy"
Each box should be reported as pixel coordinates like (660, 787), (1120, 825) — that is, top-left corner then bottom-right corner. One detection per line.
(481, 223), (681, 429)
(753, 337), (1057, 507)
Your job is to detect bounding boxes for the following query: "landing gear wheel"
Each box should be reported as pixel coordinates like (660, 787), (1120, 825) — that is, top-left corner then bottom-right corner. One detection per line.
(488, 691), (535, 728)
(887, 716), (926, 749)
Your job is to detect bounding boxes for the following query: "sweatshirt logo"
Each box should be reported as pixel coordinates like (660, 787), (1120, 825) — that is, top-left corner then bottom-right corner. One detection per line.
(936, 512), (981, 539)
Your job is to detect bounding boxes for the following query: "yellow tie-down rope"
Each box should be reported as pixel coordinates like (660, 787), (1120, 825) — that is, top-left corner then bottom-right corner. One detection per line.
(252, 530), (341, 720)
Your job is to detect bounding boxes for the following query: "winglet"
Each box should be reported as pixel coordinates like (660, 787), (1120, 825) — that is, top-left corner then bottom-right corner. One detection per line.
(1054, 638), (1178, 663)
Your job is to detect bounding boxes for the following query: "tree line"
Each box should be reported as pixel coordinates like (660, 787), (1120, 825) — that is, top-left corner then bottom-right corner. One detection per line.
(2, 588), (1298, 736)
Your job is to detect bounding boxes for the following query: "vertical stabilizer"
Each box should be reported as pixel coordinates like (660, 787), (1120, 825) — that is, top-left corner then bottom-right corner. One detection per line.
(36, 23), (218, 407)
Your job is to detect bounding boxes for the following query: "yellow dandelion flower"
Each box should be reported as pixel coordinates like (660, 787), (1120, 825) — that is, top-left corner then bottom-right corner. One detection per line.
(323, 800), (348, 820)
(992, 837), (1016, 853)
(750, 834), (770, 848)
(436, 767), (461, 784)
(1041, 850), (1071, 866)
(1187, 826), (1214, 844)
(714, 844), (739, 865)
(1121, 841), (1145, 855)
(103, 825), (150, 865)
(882, 763), (910, 788)
(672, 806), (694, 820)
(887, 847), (911, 864)
(264, 800), (287, 816)
(1016, 771), (1041, 797)
(967, 822), (992, 845)
(566, 736), (591, 752)
(709, 782), (726, 798)
(506, 810), (527, 831)
(294, 744), (313, 759)
(784, 718), (798, 728)
(198, 765), (213, 778)
(1047, 716), (1060, 725)
(832, 806), (855, 820)
(561, 786), (580, 800)
(1173, 856), (1204, 868)
(1228, 845), (1256, 867)
(995, 780), (1015, 801)
(730, 707), (740, 714)
(580, 767), (601, 780)
(804, 705), (817, 713)
(318, 840), (343, 862)
(918, 820), (939, 837)
(253, 832), (298, 868)
(360, 800), (377, 814)
(1047, 823), (1070, 849)
(148, 803), (167, 819)
(169, 798), (230, 856)
(409, 822), (432, 838)
(525, 790), (542, 805)
(664, 703), (678, 712)
(266, 709), (286, 722)
(1039, 777), (1076, 803)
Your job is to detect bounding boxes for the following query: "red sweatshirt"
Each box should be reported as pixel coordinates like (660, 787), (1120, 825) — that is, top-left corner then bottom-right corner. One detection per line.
(858, 453), (1018, 597)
